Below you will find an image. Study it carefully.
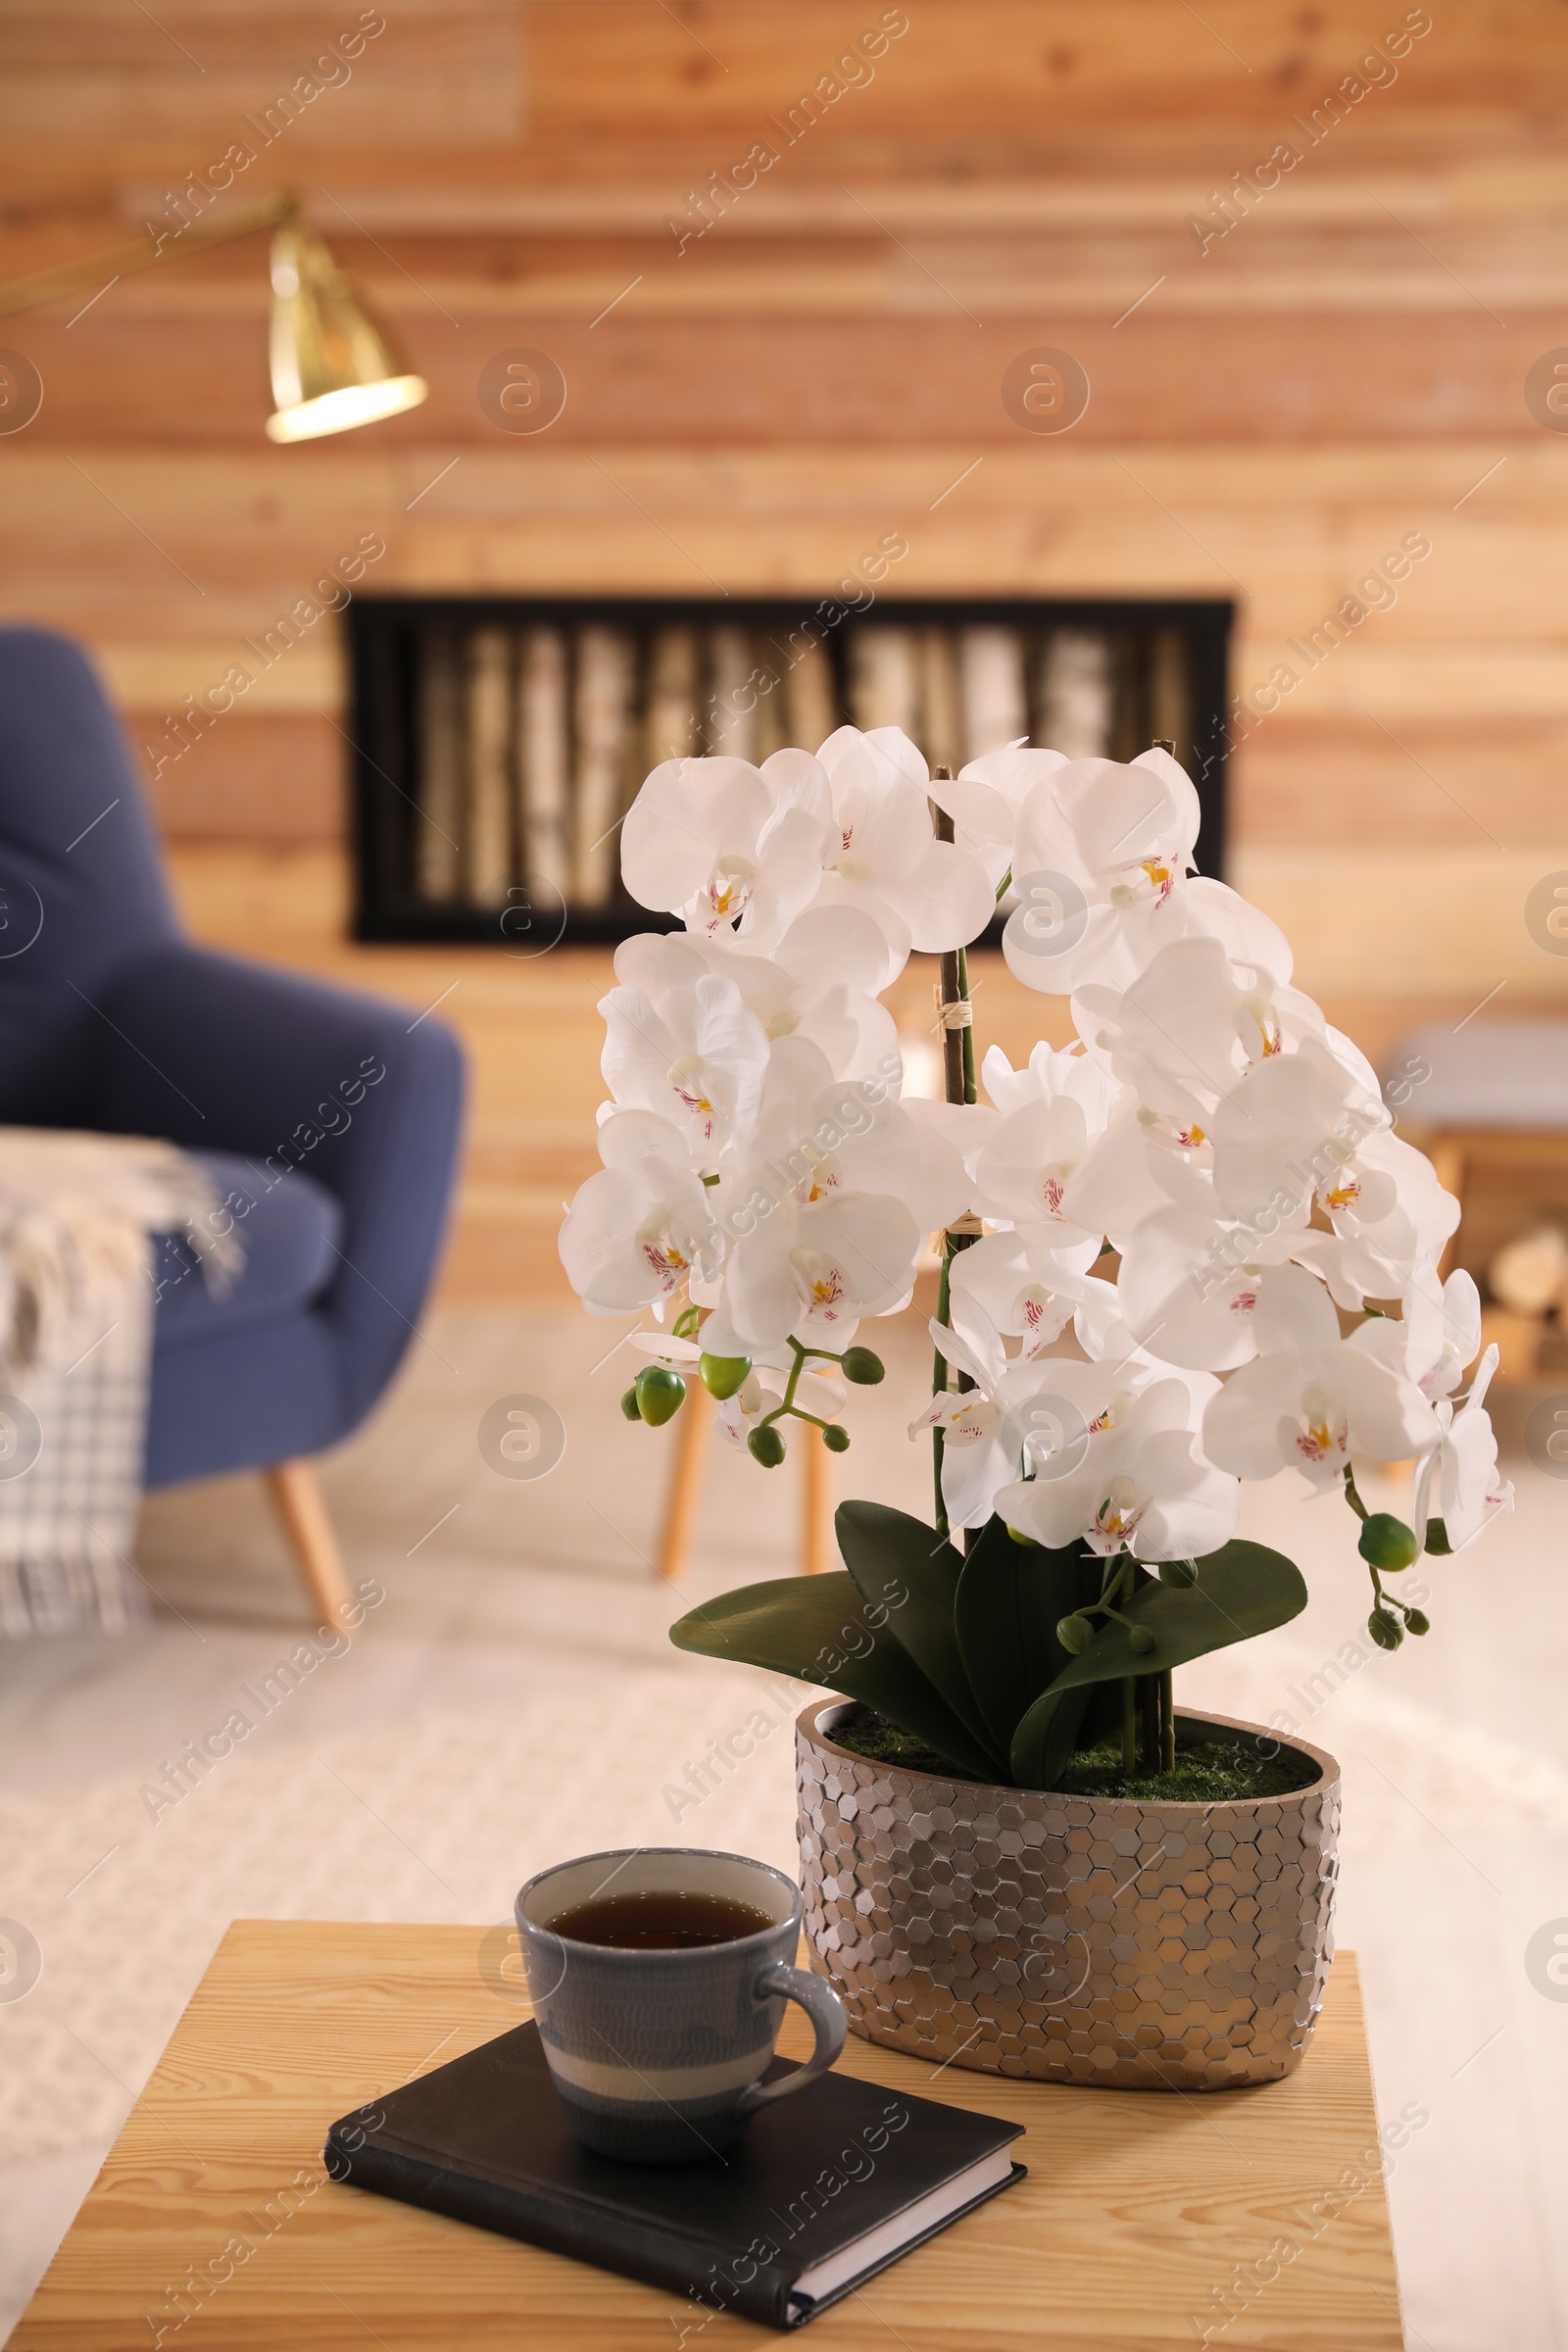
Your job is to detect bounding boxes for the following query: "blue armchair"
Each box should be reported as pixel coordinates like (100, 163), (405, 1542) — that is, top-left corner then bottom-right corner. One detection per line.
(0, 626), (465, 1619)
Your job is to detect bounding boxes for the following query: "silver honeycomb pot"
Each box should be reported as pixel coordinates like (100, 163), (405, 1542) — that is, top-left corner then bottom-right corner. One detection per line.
(796, 1698), (1340, 2090)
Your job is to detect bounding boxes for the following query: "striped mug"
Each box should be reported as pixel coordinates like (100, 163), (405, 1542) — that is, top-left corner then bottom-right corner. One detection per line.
(514, 1847), (846, 2164)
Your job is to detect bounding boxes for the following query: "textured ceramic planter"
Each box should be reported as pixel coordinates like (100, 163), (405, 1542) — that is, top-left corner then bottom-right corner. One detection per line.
(796, 1698), (1340, 2091)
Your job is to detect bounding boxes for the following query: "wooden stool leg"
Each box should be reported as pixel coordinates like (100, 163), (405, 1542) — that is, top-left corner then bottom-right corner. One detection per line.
(657, 1395), (711, 1583)
(267, 1459), (353, 1628)
(803, 1425), (834, 1576)
(1430, 1135), (1465, 1280)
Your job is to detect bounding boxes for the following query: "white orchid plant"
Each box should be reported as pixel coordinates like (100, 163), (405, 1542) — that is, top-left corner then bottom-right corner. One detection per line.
(561, 725), (1513, 1791)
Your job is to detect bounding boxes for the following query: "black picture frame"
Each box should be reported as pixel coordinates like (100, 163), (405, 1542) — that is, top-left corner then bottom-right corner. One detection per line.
(345, 592), (1234, 948)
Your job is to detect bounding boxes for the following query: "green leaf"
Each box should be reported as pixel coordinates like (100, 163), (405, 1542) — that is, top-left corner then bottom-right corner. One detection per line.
(834, 1502), (1003, 1771)
(953, 1518), (1099, 1759)
(668, 1573), (998, 1782)
(1008, 1682), (1097, 1792)
(1007, 1540), (1307, 1789)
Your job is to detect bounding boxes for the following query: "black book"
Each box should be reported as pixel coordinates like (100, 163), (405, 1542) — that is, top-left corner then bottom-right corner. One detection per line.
(325, 2021), (1025, 2330)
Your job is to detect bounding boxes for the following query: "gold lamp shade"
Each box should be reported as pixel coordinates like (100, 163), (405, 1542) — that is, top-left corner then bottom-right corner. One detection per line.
(266, 219), (426, 445)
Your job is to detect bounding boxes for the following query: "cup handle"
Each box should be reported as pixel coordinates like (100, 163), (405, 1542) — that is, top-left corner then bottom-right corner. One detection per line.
(738, 1961), (848, 2112)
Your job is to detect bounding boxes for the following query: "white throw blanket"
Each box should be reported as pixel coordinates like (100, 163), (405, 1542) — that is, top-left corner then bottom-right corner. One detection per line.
(0, 1130), (241, 1638)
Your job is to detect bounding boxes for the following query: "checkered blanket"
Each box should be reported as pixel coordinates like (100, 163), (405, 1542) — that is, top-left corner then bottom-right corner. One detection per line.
(0, 1132), (241, 1639)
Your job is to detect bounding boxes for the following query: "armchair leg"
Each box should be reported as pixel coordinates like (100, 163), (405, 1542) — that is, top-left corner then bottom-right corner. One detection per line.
(267, 1459), (353, 1628)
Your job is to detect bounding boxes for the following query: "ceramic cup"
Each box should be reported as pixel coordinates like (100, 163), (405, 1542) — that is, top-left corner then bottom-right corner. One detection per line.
(514, 1846), (847, 2164)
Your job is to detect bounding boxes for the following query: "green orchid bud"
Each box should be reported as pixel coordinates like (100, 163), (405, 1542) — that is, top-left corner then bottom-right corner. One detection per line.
(1006, 1525), (1040, 1546)
(634, 1364), (686, 1426)
(1368, 1606), (1403, 1651)
(1358, 1513), (1419, 1572)
(822, 1424), (851, 1453)
(699, 1352), (751, 1400)
(841, 1348), (886, 1386)
(1158, 1559), (1199, 1588)
(619, 1385), (641, 1422)
(1056, 1612), (1097, 1655)
(1404, 1607), (1431, 1636)
(1128, 1624), (1156, 1654)
(748, 1424), (786, 1468)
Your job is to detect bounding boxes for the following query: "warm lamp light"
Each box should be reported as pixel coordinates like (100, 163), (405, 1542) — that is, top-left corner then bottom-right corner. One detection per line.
(0, 192), (427, 446)
(264, 217), (426, 443)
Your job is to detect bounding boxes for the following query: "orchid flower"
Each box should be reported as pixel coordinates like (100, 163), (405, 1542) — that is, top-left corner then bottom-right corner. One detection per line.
(996, 1371), (1240, 1562)
(807, 725), (998, 975)
(558, 1111), (718, 1314)
(620, 752), (824, 950)
(1203, 1315), (1439, 1492)
(1412, 1344), (1515, 1552)
(600, 965), (769, 1161)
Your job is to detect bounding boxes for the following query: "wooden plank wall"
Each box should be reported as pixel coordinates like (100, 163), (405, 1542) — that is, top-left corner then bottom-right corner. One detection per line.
(1, 0), (1565, 1292)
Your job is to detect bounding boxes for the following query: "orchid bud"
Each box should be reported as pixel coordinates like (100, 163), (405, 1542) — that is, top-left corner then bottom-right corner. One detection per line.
(822, 1424), (851, 1453)
(748, 1425), (786, 1467)
(1358, 1513), (1419, 1572)
(1405, 1607), (1431, 1636)
(1128, 1624), (1155, 1654)
(634, 1365), (686, 1426)
(841, 1348), (885, 1386)
(1056, 1612), (1096, 1655)
(1368, 1607), (1403, 1650)
(699, 1352), (751, 1400)
(618, 1386), (641, 1422)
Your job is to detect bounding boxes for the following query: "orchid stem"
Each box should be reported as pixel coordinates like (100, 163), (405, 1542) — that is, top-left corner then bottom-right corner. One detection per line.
(932, 1241), (952, 1537)
(1160, 1670), (1176, 1774)
(956, 945), (977, 1104)
(929, 788), (975, 1550)
(1121, 1679), (1137, 1777)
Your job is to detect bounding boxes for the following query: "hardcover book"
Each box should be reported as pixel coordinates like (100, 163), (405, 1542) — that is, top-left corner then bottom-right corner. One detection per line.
(325, 2020), (1025, 2330)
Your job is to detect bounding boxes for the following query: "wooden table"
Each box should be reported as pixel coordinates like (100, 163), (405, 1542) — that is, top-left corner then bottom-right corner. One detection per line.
(9, 1921), (1405, 2350)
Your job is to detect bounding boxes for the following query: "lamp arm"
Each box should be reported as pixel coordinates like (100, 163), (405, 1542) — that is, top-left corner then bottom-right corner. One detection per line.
(0, 190), (299, 321)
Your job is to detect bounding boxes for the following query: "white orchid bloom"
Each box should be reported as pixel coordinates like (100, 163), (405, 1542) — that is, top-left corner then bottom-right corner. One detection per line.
(999, 748), (1205, 993)
(949, 1227), (1101, 1361)
(559, 1112), (718, 1314)
(907, 1302), (1013, 1531)
(807, 725), (997, 974)
(1203, 1032), (1386, 1237)
(910, 1297), (1103, 1531)
(620, 752), (825, 949)
(1114, 1212), (1327, 1372)
(728, 1032), (972, 1237)
(625, 925), (903, 1095)
(600, 965), (769, 1161)
(1402, 1266), (1483, 1398)
(1310, 1127), (1460, 1294)
(710, 1185), (920, 1353)
(996, 1371), (1240, 1561)
(1202, 1268), (1440, 1489)
(921, 1298), (1128, 1533)
(930, 741), (1069, 892)
(971, 1040), (1125, 1240)
(1075, 935), (1328, 1136)
(1411, 1345), (1514, 1552)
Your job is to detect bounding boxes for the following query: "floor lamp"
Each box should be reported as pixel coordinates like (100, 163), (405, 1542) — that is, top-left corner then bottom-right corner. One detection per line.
(0, 189), (426, 443)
